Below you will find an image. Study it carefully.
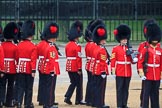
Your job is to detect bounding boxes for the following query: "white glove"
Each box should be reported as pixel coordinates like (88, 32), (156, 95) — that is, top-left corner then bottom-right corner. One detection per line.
(133, 57), (138, 63)
(160, 80), (162, 83)
(141, 76), (146, 80)
(50, 72), (55, 77)
(101, 74), (106, 78)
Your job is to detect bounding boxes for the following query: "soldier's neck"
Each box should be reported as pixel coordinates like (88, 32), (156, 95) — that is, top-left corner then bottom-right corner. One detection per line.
(48, 38), (56, 43)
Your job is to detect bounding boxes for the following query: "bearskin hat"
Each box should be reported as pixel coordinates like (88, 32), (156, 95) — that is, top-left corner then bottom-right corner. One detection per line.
(146, 23), (161, 43)
(21, 20), (35, 39)
(114, 24), (131, 43)
(3, 22), (19, 39)
(43, 21), (59, 40)
(89, 19), (105, 36)
(67, 20), (83, 41)
(0, 25), (3, 41)
(143, 19), (156, 39)
(84, 20), (95, 42)
(92, 24), (107, 44)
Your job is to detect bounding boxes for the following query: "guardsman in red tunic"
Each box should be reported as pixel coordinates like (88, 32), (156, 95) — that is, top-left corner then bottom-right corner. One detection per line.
(84, 20), (95, 106)
(16, 20), (37, 108)
(111, 24), (135, 108)
(92, 22), (110, 108)
(1, 22), (18, 107)
(40, 22), (59, 108)
(13, 21), (23, 44)
(137, 19), (159, 108)
(0, 25), (5, 108)
(36, 34), (48, 106)
(84, 19), (105, 106)
(137, 23), (162, 108)
(12, 21), (23, 106)
(64, 20), (85, 105)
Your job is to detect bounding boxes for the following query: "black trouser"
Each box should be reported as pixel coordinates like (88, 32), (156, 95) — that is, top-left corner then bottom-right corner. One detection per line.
(142, 80), (160, 108)
(4, 74), (16, 105)
(116, 76), (131, 107)
(0, 75), (6, 104)
(93, 75), (107, 107)
(85, 71), (93, 104)
(65, 72), (83, 103)
(16, 73), (34, 106)
(43, 74), (57, 107)
(140, 80), (145, 107)
(37, 72), (43, 104)
(91, 74), (96, 106)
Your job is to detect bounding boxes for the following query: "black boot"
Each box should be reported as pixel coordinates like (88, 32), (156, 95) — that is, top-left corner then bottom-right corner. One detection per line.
(64, 97), (72, 105)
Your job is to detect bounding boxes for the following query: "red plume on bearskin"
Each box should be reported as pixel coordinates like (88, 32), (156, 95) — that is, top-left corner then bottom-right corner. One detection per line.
(144, 27), (147, 35)
(43, 21), (59, 39)
(50, 26), (58, 34)
(92, 24), (107, 44)
(14, 28), (18, 34)
(113, 29), (118, 36)
(97, 28), (105, 37)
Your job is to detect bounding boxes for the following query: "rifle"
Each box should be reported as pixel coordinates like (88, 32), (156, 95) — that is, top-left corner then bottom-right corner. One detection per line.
(143, 43), (149, 75)
(53, 43), (63, 56)
(103, 45), (110, 65)
(126, 41), (139, 63)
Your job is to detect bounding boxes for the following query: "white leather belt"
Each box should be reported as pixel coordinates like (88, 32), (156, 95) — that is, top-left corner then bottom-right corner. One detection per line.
(147, 63), (160, 67)
(19, 58), (31, 61)
(55, 59), (59, 62)
(4, 58), (15, 61)
(87, 57), (91, 60)
(67, 57), (76, 60)
(117, 61), (131, 64)
(91, 58), (95, 60)
(46, 59), (49, 62)
(96, 60), (100, 63)
(38, 56), (44, 59)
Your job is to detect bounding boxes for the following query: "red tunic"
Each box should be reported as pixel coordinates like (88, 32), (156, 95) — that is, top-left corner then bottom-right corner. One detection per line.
(16, 40), (37, 74)
(89, 42), (97, 74)
(85, 42), (93, 71)
(137, 44), (162, 80)
(65, 41), (82, 72)
(111, 45), (133, 77)
(93, 45), (109, 75)
(2, 41), (17, 74)
(137, 41), (161, 73)
(40, 42), (60, 75)
(0, 43), (4, 72)
(37, 40), (48, 73)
